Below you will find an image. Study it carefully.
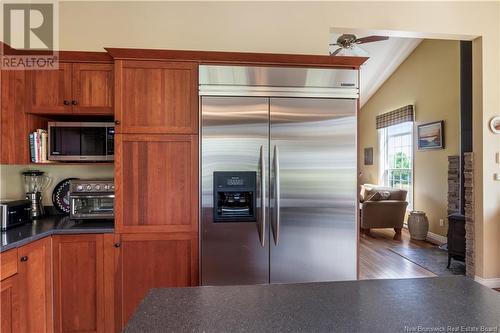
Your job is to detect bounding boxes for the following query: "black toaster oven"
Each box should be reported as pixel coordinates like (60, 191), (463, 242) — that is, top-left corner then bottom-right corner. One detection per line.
(0, 200), (32, 231)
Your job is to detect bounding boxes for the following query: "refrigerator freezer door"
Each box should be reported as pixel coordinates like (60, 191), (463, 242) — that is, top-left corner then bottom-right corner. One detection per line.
(270, 98), (358, 283)
(201, 96), (270, 285)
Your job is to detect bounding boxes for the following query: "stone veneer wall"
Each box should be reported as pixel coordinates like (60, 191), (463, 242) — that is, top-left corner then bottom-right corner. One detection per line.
(464, 152), (475, 278)
(447, 156), (460, 215)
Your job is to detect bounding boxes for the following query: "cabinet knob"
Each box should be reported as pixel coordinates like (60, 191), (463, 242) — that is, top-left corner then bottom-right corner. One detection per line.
(20, 256), (28, 262)
(71, 100), (78, 105)
(114, 243), (121, 248)
(114, 120), (120, 125)
(63, 100), (70, 105)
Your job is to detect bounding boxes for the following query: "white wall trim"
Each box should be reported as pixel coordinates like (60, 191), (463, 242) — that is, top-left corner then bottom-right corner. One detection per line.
(474, 276), (500, 289)
(426, 231), (447, 245)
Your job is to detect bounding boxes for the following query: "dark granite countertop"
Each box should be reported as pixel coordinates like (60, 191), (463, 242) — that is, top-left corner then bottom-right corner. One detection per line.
(1, 214), (114, 252)
(125, 276), (500, 333)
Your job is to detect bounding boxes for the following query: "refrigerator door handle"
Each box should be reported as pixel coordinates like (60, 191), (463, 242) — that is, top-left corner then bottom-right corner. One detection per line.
(259, 145), (266, 247)
(272, 145), (281, 245)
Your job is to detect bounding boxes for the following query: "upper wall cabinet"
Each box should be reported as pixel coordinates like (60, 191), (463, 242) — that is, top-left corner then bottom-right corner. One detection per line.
(26, 63), (72, 114)
(114, 60), (198, 134)
(26, 62), (114, 115)
(72, 63), (114, 115)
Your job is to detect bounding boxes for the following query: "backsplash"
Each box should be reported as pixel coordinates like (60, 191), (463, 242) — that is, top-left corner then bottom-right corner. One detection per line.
(0, 164), (114, 205)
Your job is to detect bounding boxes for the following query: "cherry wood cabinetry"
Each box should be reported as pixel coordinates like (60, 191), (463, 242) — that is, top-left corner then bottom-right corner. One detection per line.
(1, 249), (20, 333)
(17, 237), (53, 333)
(114, 233), (198, 329)
(1, 274), (21, 333)
(115, 134), (198, 233)
(52, 234), (113, 333)
(26, 62), (113, 115)
(72, 63), (114, 114)
(114, 60), (198, 134)
(26, 63), (72, 114)
(0, 70), (45, 164)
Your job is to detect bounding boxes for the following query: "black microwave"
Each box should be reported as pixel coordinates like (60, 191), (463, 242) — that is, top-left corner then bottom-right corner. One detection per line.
(48, 122), (114, 162)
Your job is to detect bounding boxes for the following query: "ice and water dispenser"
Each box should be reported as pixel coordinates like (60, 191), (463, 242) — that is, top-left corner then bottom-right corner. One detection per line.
(213, 171), (256, 222)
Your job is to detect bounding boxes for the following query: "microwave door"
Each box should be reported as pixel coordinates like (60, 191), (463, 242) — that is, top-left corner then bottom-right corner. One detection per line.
(48, 122), (114, 161)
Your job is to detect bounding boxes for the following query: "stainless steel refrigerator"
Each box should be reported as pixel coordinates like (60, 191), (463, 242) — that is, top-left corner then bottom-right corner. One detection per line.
(200, 65), (358, 285)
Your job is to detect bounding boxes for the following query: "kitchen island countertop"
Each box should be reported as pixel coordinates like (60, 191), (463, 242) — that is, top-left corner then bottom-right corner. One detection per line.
(1, 214), (114, 252)
(124, 276), (500, 333)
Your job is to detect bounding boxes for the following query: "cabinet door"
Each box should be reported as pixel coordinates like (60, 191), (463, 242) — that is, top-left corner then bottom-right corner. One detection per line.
(115, 60), (198, 134)
(115, 134), (198, 233)
(1, 274), (20, 333)
(18, 237), (53, 333)
(1, 70), (28, 163)
(26, 63), (72, 114)
(72, 63), (114, 115)
(52, 234), (106, 333)
(115, 233), (198, 328)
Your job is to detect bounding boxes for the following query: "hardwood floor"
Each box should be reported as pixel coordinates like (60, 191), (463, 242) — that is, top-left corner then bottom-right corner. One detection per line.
(359, 228), (438, 280)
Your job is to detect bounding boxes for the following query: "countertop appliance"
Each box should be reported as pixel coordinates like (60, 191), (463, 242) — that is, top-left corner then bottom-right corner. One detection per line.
(200, 65), (358, 285)
(69, 179), (114, 220)
(23, 170), (51, 219)
(48, 122), (114, 162)
(0, 200), (32, 231)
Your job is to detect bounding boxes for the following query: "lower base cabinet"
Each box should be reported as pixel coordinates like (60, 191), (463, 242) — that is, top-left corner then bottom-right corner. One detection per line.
(115, 232), (199, 329)
(0, 232), (198, 332)
(18, 237), (53, 333)
(52, 234), (118, 333)
(1, 274), (20, 333)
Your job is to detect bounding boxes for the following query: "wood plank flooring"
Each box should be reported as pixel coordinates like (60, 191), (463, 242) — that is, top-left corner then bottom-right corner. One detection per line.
(359, 228), (438, 280)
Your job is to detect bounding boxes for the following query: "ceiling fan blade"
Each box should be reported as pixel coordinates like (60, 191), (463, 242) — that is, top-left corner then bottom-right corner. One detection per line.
(328, 43), (339, 46)
(330, 48), (343, 56)
(355, 35), (389, 44)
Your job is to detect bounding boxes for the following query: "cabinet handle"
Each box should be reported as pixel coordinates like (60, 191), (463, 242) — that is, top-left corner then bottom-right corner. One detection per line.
(20, 256), (28, 262)
(63, 100), (70, 105)
(114, 120), (120, 125)
(71, 100), (78, 105)
(114, 243), (121, 248)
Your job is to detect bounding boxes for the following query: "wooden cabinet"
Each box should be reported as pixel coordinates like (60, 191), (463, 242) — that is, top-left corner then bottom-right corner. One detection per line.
(26, 63), (72, 114)
(26, 62), (113, 115)
(72, 63), (114, 114)
(17, 237), (53, 333)
(1, 249), (20, 333)
(52, 234), (115, 333)
(114, 60), (198, 134)
(1, 274), (21, 333)
(115, 134), (198, 233)
(114, 233), (198, 328)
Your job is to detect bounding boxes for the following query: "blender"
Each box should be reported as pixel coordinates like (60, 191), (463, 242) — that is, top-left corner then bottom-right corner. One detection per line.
(22, 170), (51, 219)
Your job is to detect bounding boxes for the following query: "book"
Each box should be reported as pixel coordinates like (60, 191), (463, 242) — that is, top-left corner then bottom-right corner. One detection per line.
(29, 133), (36, 163)
(37, 129), (48, 162)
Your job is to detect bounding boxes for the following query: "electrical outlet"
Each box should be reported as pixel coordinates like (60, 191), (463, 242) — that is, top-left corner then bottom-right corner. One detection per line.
(494, 173), (500, 181)
(439, 218), (445, 227)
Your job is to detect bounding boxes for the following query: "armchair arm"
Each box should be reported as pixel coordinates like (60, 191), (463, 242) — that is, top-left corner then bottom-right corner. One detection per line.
(361, 200), (409, 229)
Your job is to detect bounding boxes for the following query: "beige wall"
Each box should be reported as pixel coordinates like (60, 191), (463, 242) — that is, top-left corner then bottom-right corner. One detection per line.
(1, 1), (499, 280)
(0, 165), (114, 205)
(359, 39), (460, 237)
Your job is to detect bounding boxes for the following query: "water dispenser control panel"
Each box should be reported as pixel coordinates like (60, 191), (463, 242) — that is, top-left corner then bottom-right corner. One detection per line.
(213, 171), (256, 222)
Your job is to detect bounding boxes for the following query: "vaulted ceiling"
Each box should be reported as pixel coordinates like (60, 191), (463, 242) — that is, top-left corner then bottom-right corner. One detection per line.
(329, 32), (422, 107)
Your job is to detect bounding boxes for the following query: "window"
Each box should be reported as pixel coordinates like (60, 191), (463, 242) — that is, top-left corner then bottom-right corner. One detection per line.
(378, 122), (414, 210)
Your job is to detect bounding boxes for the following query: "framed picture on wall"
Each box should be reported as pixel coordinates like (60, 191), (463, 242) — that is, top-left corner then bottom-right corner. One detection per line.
(418, 121), (445, 150)
(364, 147), (373, 165)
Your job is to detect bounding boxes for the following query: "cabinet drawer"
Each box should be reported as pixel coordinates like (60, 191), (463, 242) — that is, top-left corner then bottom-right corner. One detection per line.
(1, 249), (18, 281)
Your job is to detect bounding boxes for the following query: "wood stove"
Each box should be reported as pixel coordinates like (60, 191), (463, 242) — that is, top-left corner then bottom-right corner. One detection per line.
(447, 213), (465, 268)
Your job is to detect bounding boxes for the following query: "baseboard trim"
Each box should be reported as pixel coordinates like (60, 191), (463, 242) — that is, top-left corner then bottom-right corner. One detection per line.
(474, 276), (500, 288)
(426, 231), (447, 245)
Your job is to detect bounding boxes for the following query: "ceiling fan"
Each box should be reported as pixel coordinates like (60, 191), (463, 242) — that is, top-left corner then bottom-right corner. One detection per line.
(329, 34), (389, 56)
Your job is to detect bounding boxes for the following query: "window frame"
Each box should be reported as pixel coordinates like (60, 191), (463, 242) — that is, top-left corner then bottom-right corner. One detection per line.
(378, 122), (414, 211)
